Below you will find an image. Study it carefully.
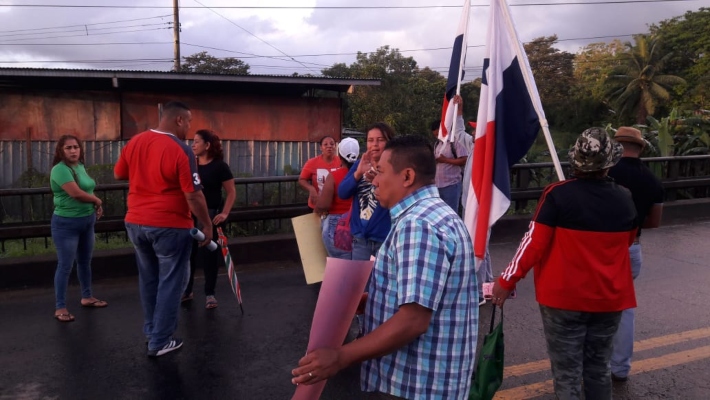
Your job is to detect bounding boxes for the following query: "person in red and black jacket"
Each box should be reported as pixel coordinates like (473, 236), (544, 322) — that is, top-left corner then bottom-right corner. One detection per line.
(492, 127), (638, 400)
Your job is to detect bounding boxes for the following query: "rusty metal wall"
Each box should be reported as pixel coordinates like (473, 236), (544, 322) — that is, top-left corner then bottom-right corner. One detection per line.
(0, 90), (341, 142)
(0, 91), (121, 141)
(0, 140), (320, 188)
(121, 92), (341, 141)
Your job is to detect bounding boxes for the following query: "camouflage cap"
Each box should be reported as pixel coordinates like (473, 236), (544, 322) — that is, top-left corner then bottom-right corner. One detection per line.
(568, 127), (623, 172)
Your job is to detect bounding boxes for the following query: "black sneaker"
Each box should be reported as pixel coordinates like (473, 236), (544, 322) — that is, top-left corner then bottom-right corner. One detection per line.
(611, 373), (628, 383)
(147, 338), (183, 357)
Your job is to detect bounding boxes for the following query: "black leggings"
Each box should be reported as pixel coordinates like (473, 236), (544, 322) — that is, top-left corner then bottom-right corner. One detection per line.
(184, 215), (222, 297)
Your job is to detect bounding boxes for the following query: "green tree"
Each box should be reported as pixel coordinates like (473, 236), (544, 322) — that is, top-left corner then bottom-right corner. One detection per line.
(459, 80), (481, 123)
(650, 8), (710, 110)
(574, 40), (625, 101)
(645, 108), (710, 156)
(321, 63), (352, 78)
(524, 36), (589, 139)
(322, 46), (446, 135)
(525, 36), (576, 107)
(179, 51), (250, 74)
(605, 35), (686, 124)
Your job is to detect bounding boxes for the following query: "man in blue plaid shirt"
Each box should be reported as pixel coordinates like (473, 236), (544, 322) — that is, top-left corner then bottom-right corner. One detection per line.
(292, 135), (478, 399)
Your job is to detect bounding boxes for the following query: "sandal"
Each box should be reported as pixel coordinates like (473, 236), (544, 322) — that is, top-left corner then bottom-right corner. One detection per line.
(54, 313), (75, 322)
(81, 299), (108, 308)
(205, 296), (218, 309)
(181, 292), (194, 303)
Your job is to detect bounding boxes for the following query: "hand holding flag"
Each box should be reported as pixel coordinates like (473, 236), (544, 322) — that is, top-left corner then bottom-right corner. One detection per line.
(437, 0), (471, 145)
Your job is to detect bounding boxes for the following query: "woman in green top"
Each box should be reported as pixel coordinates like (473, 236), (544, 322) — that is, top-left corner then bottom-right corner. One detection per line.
(50, 135), (107, 322)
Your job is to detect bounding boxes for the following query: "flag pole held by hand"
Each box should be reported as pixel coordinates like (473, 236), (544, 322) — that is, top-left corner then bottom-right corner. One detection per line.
(217, 227), (244, 314)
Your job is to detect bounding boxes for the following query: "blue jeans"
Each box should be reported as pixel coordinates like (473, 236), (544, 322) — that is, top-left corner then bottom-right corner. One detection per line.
(438, 181), (462, 214)
(477, 250), (494, 299)
(125, 223), (192, 351)
(322, 214), (351, 260)
(540, 305), (621, 400)
(51, 213), (96, 309)
(351, 236), (383, 261)
(352, 236), (383, 308)
(610, 243), (642, 377)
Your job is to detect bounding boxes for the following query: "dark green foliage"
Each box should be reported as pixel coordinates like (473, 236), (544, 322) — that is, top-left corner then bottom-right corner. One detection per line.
(605, 35), (686, 124)
(650, 8), (710, 111)
(179, 51), (250, 75)
(322, 46), (449, 135)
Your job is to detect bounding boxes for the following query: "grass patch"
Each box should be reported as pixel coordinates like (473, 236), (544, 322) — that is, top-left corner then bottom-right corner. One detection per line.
(0, 233), (133, 259)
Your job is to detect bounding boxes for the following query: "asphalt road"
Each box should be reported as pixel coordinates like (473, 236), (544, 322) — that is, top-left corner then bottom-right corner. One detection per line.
(0, 220), (709, 400)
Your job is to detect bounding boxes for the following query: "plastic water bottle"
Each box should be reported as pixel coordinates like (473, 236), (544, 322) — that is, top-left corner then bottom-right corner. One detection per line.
(190, 228), (218, 251)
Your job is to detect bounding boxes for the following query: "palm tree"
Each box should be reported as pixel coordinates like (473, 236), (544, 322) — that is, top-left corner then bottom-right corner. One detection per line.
(606, 35), (686, 124)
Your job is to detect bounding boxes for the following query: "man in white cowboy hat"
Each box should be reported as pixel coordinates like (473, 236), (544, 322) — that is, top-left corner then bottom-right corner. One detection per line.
(608, 127), (664, 383)
(491, 127), (639, 400)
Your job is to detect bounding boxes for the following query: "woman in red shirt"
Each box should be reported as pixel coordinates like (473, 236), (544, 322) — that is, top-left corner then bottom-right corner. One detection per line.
(299, 136), (341, 210)
(315, 137), (360, 259)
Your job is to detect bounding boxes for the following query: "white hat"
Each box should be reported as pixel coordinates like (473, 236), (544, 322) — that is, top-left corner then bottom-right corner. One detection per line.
(338, 137), (360, 163)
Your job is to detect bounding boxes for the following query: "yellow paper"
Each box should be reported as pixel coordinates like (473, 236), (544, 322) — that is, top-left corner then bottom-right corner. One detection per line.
(291, 213), (328, 284)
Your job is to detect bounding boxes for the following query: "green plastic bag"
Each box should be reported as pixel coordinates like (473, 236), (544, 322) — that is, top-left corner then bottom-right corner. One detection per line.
(469, 305), (504, 400)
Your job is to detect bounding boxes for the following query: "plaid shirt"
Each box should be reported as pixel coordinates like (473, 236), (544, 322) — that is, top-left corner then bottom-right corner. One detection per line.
(361, 185), (478, 399)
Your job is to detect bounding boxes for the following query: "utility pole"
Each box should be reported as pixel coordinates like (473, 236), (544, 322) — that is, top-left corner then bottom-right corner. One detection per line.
(173, 0), (181, 71)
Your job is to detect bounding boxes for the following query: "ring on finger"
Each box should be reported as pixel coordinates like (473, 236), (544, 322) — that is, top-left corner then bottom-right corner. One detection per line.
(308, 372), (313, 378)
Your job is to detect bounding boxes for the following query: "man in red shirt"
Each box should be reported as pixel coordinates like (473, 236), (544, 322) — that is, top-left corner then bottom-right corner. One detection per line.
(114, 101), (213, 357)
(492, 128), (637, 399)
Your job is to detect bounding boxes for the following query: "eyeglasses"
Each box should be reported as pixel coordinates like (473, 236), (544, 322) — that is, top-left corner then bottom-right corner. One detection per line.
(64, 145), (80, 150)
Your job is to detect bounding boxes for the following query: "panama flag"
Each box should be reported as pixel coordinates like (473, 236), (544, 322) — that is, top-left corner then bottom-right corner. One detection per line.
(464, 0), (546, 260)
(438, 0), (470, 142)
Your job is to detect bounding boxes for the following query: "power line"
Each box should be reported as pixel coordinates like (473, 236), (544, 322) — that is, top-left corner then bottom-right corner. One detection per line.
(0, 22), (171, 39)
(0, 27), (171, 43)
(181, 43), (332, 67)
(183, 33), (637, 62)
(190, 0), (319, 74)
(0, 35), (638, 73)
(0, 42), (172, 46)
(0, 14), (172, 34)
(0, 0), (697, 9)
(0, 58), (173, 64)
(111, 61), (174, 69)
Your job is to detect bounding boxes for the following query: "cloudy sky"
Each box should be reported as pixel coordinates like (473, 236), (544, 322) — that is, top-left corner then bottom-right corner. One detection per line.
(0, 0), (706, 80)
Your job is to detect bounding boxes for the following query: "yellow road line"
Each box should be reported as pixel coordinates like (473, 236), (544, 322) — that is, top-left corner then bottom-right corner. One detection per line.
(503, 326), (710, 378)
(494, 344), (710, 399)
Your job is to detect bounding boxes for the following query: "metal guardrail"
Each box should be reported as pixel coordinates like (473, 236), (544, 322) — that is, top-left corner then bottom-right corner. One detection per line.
(1, 156), (710, 251)
(0, 176), (309, 251)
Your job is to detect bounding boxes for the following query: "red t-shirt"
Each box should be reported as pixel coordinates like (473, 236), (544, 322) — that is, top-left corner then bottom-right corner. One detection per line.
(299, 155), (341, 208)
(329, 168), (352, 215)
(114, 130), (201, 229)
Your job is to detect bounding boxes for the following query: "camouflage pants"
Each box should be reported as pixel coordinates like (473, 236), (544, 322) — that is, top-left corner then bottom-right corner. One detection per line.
(540, 305), (622, 400)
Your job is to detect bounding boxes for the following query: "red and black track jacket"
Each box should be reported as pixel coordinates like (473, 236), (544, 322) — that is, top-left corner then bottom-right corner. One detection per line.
(499, 177), (638, 312)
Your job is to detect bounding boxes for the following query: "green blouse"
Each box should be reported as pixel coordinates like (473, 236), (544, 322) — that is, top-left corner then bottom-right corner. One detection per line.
(50, 162), (96, 218)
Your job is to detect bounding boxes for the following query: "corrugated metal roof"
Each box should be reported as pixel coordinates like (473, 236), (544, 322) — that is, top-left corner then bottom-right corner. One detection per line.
(0, 67), (380, 86)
